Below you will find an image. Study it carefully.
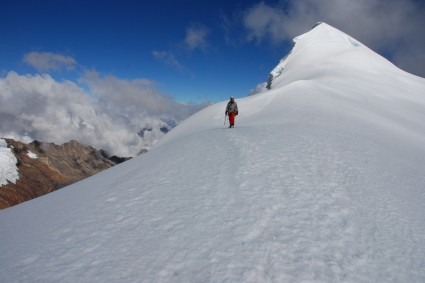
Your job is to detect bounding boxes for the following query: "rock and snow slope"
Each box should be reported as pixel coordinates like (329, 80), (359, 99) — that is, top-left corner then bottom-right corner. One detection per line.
(0, 139), (127, 209)
(1, 23), (425, 282)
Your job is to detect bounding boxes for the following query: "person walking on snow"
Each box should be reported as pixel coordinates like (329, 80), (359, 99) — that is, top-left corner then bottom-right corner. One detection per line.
(225, 96), (238, 128)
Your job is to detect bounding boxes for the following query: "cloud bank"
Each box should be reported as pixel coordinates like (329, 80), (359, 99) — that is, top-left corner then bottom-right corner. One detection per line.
(242, 0), (425, 77)
(0, 70), (205, 157)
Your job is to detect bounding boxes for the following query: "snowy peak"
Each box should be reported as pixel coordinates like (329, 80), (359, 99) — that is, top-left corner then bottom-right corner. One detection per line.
(268, 22), (397, 90)
(294, 22), (361, 46)
(157, 23), (425, 149)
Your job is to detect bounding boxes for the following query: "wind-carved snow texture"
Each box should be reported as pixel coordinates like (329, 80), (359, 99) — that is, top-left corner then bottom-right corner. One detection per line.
(1, 23), (425, 282)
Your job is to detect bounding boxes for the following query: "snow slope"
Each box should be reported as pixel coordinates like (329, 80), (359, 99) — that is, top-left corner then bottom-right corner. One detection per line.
(0, 139), (19, 186)
(1, 23), (425, 282)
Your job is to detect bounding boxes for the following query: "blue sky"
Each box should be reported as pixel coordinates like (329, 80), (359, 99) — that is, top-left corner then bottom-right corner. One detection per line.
(2, 0), (424, 103)
(1, 0), (289, 102)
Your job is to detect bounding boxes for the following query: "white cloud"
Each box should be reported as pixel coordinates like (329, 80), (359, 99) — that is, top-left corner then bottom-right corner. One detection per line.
(0, 71), (204, 157)
(152, 51), (185, 70)
(184, 24), (209, 51)
(242, 0), (425, 77)
(79, 70), (196, 119)
(23, 52), (77, 72)
(243, 2), (289, 44)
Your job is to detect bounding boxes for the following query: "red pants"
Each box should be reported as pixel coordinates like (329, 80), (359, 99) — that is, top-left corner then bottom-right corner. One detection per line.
(229, 112), (236, 126)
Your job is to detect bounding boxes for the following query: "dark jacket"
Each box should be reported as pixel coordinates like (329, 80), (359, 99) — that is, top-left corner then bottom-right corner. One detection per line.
(226, 101), (238, 114)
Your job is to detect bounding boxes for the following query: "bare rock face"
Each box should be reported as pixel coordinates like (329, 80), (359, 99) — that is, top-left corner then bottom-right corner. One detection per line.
(0, 139), (130, 209)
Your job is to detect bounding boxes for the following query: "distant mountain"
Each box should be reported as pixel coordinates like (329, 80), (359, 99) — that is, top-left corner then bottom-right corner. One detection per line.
(0, 138), (130, 209)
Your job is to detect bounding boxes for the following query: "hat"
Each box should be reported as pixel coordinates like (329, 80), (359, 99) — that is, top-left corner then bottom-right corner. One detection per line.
(230, 96), (234, 99)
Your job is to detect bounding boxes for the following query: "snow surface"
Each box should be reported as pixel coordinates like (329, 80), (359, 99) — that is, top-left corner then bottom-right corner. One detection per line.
(0, 138), (19, 186)
(27, 150), (37, 159)
(1, 23), (425, 282)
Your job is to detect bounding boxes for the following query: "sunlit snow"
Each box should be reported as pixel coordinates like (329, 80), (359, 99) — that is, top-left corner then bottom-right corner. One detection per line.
(1, 23), (425, 282)
(27, 151), (38, 159)
(0, 138), (19, 186)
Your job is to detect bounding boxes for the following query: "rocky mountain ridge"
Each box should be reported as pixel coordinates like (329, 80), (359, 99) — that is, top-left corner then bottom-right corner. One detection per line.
(0, 138), (130, 209)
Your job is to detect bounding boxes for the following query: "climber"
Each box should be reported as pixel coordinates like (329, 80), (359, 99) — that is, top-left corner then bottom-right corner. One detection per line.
(225, 96), (238, 128)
